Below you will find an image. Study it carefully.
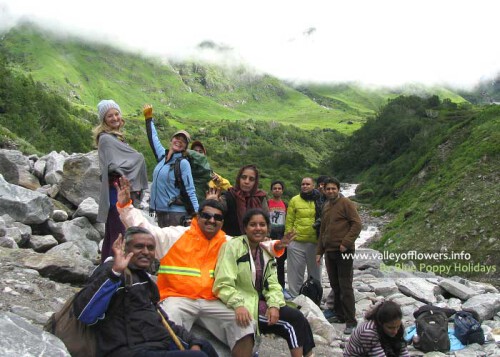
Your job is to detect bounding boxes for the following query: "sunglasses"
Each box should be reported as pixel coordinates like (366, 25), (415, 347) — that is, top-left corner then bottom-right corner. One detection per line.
(199, 212), (224, 222)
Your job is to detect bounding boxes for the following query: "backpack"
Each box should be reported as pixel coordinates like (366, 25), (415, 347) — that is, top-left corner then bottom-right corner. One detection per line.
(43, 294), (96, 357)
(414, 309), (450, 353)
(299, 276), (323, 306)
(43, 268), (138, 357)
(174, 149), (213, 212)
(454, 310), (485, 345)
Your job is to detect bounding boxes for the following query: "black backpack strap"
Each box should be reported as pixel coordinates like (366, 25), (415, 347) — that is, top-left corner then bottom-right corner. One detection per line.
(173, 157), (195, 216)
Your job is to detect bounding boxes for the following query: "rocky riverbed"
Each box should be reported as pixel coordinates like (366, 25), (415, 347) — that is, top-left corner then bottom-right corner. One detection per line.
(1, 149), (499, 356)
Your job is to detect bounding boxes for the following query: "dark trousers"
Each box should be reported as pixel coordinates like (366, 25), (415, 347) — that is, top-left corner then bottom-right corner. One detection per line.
(258, 305), (315, 355)
(134, 350), (208, 357)
(157, 211), (186, 228)
(325, 250), (356, 326)
(101, 204), (125, 263)
(276, 249), (287, 288)
(270, 229), (286, 288)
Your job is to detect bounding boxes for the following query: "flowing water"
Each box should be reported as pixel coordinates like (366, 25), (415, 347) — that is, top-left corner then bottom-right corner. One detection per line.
(341, 183), (380, 248)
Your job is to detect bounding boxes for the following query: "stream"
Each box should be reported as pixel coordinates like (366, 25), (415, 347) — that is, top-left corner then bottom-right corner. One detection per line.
(341, 183), (381, 248)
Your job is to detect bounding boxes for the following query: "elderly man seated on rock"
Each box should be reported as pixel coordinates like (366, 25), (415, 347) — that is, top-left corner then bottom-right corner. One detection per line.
(73, 226), (215, 357)
(115, 176), (272, 357)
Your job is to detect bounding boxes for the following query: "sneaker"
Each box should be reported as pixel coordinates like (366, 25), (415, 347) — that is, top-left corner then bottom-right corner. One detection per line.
(283, 289), (293, 300)
(344, 325), (357, 335)
(322, 309), (337, 322)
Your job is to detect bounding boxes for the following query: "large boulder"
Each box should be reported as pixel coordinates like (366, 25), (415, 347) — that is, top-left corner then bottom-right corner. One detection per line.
(439, 278), (478, 300)
(0, 149), (40, 190)
(0, 175), (53, 224)
(73, 197), (99, 223)
(59, 152), (100, 206)
(0, 312), (70, 356)
(23, 249), (94, 284)
(395, 277), (441, 304)
(462, 293), (500, 321)
(48, 241), (92, 260)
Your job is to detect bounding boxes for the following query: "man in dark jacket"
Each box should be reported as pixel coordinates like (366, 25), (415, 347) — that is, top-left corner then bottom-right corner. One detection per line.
(73, 226), (215, 357)
(315, 177), (362, 336)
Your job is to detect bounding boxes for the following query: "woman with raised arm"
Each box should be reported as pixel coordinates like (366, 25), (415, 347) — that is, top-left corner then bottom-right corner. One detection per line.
(143, 104), (198, 227)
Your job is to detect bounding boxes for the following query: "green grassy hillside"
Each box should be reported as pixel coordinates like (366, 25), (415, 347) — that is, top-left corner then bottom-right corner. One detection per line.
(0, 46), (346, 197)
(0, 23), (368, 133)
(376, 106), (499, 284)
(1, 23), (468, 133)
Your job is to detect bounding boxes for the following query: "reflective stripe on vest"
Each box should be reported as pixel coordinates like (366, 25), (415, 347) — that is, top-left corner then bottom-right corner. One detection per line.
(158, 265), (201, 277)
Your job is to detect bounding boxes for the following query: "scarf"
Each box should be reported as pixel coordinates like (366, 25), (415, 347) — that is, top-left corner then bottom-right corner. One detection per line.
(300, 188), (319, 202)
(230, 165), (267, 234)
(97, 133), (148, 222)
(229, 186), (267, 234)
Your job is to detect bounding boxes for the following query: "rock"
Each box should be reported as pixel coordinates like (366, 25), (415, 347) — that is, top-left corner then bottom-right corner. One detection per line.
(0, 236), (18, 249)
(462, 293), (500, 321)
(93, 222), (105, 239)
(395, 277), (440, 304)
(52, 210), (69, 222)
(49, 232), (99, 262)
(439, 278), (478, 300)
(369, 280), (399, 297)
(0, 246), (94, 284)
(0, 149), (40, 190)
(33, 158), (46, 180)
(353, 248), (382, 270)
(73, 197), (99, 223)
(44, 151), (67, 185)
(59, 152), (100, 206)
(49, 216), (101, 243)
(0, 311), (70, 356)
(29, 235), (58, 253)
(10, 305), (50, 325)
(0, 175), (53, 224)
(292, 294), (339, 344)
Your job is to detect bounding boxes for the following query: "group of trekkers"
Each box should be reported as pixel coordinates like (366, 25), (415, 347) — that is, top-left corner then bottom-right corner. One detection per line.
(84, 99), (410, 356)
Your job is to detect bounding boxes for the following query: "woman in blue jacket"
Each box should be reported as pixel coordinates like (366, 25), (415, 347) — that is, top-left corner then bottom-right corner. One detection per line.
(143, 104), (199, 228)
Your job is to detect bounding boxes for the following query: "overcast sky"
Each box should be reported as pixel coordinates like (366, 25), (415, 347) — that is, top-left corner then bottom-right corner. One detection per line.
(1, 0), (499, 88)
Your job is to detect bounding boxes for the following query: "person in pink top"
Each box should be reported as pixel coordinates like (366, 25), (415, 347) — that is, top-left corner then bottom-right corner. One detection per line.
(268, 180), (288, 291)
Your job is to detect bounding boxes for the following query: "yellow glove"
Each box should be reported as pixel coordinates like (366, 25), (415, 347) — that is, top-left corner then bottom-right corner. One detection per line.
(143, 104), (153, 120)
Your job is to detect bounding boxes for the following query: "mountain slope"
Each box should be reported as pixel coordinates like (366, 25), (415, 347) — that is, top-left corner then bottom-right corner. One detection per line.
(327, 95), (499, 283)
(375, 106), (499, 283)
(0, 23), (369, 132)
(1, 23), (469, 133)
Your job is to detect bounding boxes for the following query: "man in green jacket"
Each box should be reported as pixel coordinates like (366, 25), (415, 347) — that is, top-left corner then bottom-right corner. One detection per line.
(316, 177), (362, 335)
(285, 177), (322, 297)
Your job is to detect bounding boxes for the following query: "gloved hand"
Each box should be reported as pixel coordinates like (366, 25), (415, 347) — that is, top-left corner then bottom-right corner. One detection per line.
(143, 104), (153, 120)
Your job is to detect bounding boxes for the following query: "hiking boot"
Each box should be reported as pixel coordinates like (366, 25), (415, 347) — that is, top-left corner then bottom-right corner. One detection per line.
(330, 316), (346, 324)
(344, 324), (357, 335)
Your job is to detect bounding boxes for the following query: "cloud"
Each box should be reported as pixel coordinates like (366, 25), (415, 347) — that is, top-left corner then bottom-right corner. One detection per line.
(1, 0), (500, 88)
